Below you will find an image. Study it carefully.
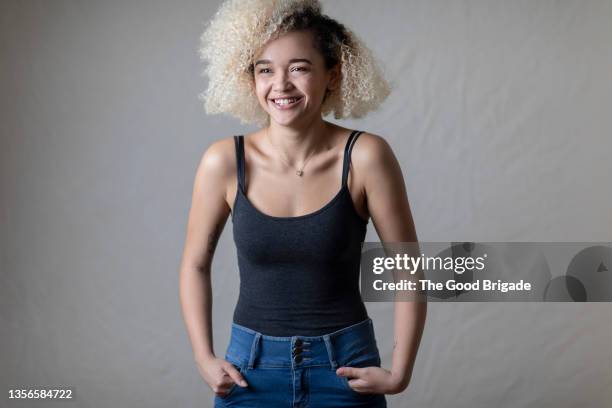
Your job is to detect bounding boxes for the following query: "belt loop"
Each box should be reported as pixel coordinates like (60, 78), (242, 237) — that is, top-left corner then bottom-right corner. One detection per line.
(248, 333), (261, 369)
(323, 334), (337, 370)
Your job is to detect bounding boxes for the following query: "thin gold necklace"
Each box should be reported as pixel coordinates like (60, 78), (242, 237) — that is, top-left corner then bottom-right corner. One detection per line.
(266, 128), (318, 177)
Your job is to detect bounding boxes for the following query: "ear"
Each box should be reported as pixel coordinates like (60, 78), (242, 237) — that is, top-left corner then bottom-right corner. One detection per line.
(327, 64), (341, 91)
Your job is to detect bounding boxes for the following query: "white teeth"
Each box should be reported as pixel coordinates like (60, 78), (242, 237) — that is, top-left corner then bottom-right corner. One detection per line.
(273, 97), (299, 105)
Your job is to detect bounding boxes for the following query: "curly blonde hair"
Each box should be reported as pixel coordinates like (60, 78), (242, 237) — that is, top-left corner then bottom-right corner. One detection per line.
(198, 0), (392, 126)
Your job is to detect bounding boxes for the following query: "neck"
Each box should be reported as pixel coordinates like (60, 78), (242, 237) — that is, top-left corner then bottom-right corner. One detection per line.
(266, 118), (333, 164)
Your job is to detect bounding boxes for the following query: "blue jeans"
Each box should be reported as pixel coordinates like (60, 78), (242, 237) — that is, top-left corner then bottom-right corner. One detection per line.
(214, 318), (387, 408)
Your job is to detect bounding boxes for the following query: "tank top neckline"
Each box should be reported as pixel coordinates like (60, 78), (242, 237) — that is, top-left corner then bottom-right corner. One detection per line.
(232, 130), (368, 224)
(235, 182), (353, 222)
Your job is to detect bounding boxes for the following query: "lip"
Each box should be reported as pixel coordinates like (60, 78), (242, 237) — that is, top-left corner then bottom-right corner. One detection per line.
(269, 96), (303, 110)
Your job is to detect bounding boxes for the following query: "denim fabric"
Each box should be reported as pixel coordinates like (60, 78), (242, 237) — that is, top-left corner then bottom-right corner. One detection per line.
(214, 318), (387, 408)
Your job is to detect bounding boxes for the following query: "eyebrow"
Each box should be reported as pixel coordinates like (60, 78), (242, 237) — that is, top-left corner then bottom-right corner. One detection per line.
(254, 58), (312, 66)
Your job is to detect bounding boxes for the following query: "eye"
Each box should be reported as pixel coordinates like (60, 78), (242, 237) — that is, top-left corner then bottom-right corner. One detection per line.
(257, 66), (308, 74)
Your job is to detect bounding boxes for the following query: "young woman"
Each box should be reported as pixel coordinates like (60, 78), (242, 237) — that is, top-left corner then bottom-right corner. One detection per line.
(179, 1), (426, 406)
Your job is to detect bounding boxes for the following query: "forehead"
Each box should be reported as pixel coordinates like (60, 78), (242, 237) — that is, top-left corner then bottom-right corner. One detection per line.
(254, 30), (319, 62)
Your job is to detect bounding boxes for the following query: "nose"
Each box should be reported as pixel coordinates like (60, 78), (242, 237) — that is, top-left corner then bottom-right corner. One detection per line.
(272, 70), (294, 92)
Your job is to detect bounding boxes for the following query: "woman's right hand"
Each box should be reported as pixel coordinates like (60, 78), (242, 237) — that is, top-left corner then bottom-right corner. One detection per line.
(195, 355), (248, 397)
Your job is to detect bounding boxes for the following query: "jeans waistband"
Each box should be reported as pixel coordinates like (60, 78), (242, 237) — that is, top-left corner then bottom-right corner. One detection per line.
(224, 318), (378, 370)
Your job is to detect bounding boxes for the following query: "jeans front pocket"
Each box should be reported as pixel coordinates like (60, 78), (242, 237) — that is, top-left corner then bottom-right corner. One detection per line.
(219, 359), (244, 400)
(339, 351), (382, 396)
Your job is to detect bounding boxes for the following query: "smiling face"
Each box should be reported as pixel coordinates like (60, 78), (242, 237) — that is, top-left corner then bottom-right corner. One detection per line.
(252, 30), (340, 127)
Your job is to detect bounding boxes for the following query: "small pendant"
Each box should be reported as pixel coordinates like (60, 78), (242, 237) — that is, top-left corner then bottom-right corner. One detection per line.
(296, 170), (303, 176)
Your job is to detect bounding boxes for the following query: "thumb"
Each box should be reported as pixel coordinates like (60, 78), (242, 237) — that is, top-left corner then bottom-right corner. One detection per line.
(336, 366), (361, 378)
(225, 363), (248, 387)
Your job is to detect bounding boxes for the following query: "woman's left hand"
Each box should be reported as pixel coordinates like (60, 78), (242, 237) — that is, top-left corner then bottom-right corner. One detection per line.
(335, 366), (409, 395)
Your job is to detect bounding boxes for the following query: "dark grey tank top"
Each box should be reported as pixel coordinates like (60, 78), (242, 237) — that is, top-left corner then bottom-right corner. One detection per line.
(230, 130), (369, 336)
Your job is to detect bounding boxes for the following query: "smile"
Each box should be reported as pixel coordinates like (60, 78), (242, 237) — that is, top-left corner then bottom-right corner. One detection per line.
(270, 96), (303, 110)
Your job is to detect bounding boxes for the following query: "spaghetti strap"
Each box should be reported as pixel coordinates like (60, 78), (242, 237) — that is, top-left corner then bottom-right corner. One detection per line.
(341, 130), (364, 188)
(230, 127), (370, 338)
(234, 135), (246, 193)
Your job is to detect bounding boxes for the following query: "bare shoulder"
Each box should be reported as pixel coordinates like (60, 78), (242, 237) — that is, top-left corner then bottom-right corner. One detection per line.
(197, 135), (237, 179)
(350, 131), (396, 170)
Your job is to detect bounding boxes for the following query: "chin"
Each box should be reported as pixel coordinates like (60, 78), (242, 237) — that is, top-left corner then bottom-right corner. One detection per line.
(270, 116), (301, 127)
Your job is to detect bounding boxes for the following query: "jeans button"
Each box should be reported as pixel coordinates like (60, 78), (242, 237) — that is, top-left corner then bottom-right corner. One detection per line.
(294, 338), (303, 347)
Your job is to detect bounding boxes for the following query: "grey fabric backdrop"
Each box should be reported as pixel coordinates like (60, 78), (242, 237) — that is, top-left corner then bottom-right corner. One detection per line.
(1, 1), (611, 407)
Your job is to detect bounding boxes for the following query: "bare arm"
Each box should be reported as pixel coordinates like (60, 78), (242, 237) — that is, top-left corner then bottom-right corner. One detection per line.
(179, 139), (231, 363)
(178, 139), (248, 396)
(359, 133), (426, 391)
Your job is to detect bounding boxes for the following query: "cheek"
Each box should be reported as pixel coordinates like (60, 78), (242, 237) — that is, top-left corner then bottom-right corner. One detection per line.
(254, 85), (269, 105)
(253, 82), (263, 97)
(303, 86), (326, 105)
(256, 82), (275, 103)
(302, 79), (326, 96)
(253, 78), (265, 94)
